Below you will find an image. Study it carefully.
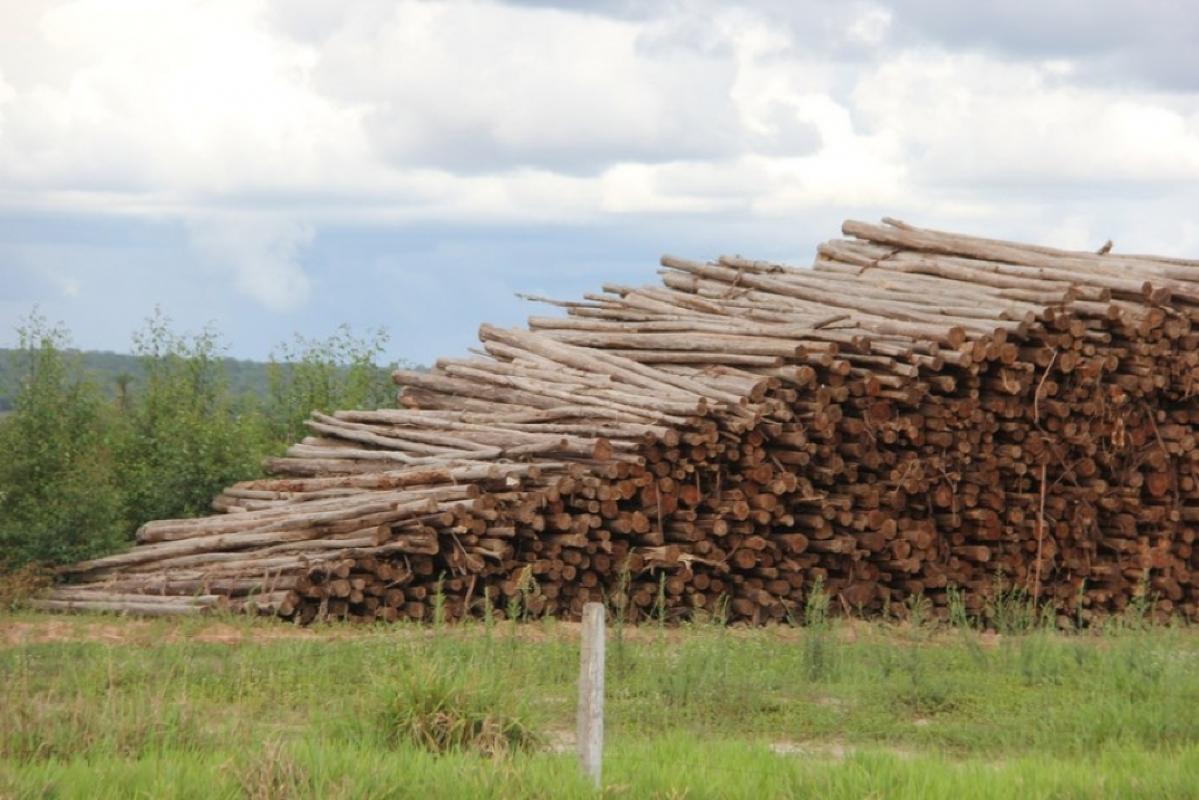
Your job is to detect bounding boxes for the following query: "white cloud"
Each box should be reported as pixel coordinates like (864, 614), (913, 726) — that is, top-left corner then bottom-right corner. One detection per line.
(311, 1), (751, 173)
(884, 0), (1199, 91)
(854, 51), (1199, 187)
(0, 0), (362, 194)
(187, 216), (314, 311)
(3, 0), (1199, 363)
(0, 0), (1197, 281)
(0, 70), (14, 110)
(848, 5), (893, 46)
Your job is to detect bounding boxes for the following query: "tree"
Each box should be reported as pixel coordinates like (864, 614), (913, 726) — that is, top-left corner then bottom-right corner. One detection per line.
(114, 309), (270, 526)
(266, 324), (396, 444)
(113, 372), (134, 412)
(0, 309), (407, 574)
(0, 312), (126, 568)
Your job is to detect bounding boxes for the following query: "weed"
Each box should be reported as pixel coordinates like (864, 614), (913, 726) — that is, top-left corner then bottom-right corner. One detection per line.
(431, 574), (446, 629)
(0, 688), (209, 761)
(1119, 572), (1158, 631)
(505, 593), (522, 628)
(377, 665), (541, 756)
(508, 564), (538, 625)
(946, 586), (988, 667)
(655, 572), (668, 630)
(802, 577), (833, 681)
(904, 592), (932, 629)
(1075, 580), (1088, 629)
(986, 573), (1037, 634)
(1016, 632), (1067, 686)
(1107, 636), (1166, 702)
(714, 593), (730, 625)
(238, 740), (309, 800)
(481, 589), (496, 636)
(946, 586), (972, 630)
(803, 577), (829, 629)
(610, 561), (632, 678)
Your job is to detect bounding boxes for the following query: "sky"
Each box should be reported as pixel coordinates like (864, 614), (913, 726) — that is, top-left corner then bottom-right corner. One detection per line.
(3, 0), (1199, 365)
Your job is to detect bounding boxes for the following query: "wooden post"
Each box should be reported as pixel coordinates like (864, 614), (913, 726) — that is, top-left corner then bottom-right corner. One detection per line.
(577, 602), (605, 788)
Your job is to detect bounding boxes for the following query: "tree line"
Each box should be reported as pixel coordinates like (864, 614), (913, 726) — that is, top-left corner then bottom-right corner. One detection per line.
(0, 348), (279, 412)
(0, 310), (408, 572)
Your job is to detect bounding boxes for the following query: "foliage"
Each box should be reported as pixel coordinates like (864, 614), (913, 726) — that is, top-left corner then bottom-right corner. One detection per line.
(0, 348), (283, 411)
(0, 310), (409, 574)
(0, 314), (127, 568)
(266, 325), (397, 444)
(113, 309), (271, 525)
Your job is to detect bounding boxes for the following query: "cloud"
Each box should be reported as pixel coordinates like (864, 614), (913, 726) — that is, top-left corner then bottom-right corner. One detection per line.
(884, 0), (1199, 91)
(1, 0), (1199, 361)
(3, 0), (1187, 227)
(311, 2), (751, 175)
(852, 51), (1199, 187)
(0, 0), (362, 195)
(497, 1), (1199, 92)
(186, 216), (314, 311)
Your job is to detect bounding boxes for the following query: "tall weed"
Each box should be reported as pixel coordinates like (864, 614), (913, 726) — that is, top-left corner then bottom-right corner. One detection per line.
(377, 664), (540, 756)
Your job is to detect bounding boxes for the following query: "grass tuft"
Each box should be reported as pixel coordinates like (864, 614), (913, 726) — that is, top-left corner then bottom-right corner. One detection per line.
(238, 740), (310, 800)
(0, 689), (209, 761)
(802, 577), (834, 681)
(377, 664), (541, 757)
(985, 576), (1038, 634)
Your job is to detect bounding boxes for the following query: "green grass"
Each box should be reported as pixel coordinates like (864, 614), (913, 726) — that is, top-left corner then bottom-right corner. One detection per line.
(6, 740), (1199, 799)
(1, 610), (1197, 798)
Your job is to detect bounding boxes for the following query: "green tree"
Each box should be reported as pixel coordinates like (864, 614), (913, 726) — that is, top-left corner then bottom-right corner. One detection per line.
(113, 372), (134, 412)
(114, 309), (270, 526)
(266, 324), (397, 444)
(0, 310), (412, 574)
(0, 313), (126, 568)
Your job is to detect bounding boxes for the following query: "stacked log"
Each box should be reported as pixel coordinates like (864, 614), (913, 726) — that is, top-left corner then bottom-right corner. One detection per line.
(37, 217), (1199, 626)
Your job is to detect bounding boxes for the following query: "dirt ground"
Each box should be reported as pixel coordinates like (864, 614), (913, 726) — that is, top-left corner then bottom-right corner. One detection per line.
(0, 610), (1006, 649)
(0, 616), (323, 647)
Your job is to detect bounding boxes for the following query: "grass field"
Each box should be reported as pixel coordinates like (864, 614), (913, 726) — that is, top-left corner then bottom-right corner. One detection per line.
(1, 607), (1197, 799)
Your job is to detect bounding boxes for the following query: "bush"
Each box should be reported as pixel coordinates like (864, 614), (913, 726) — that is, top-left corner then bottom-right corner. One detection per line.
(266, 324), (396, 444)
(0, 314), (127, 569)
(113, 310), (271, 525)
(0, 311), (403, 575)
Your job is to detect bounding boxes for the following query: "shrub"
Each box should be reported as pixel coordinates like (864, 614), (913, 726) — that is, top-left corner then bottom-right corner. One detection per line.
(114, 310), (271, 526)
(0, 314), (127, 569)
(0, 310), (404, 575)
(266, 325), (396, 445)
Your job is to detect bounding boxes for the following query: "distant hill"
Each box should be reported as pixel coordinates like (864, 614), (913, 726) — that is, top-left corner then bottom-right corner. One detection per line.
(0, 349), (279, 411)
(0, 348), (431, 412)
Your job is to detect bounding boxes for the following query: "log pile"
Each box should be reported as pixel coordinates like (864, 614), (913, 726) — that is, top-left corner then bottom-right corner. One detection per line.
(37, 218), (1199, 626)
